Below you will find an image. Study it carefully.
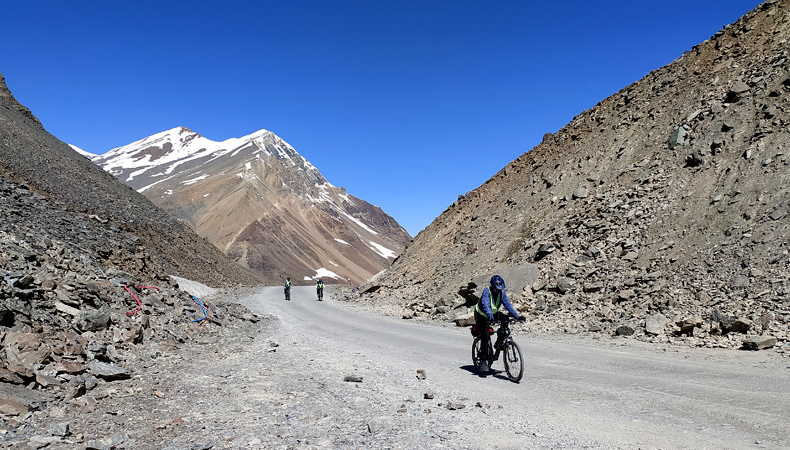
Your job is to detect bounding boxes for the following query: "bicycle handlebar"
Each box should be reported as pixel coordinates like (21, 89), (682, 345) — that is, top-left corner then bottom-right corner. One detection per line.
(488, 316), (519, 326)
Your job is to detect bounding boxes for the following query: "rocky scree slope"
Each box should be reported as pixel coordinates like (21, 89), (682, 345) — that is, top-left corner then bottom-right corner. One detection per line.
(0, 75), (260, 288)
(356, 0), (790, 353)
(0, 72), (263, 430)
(93, 127), (411, 285)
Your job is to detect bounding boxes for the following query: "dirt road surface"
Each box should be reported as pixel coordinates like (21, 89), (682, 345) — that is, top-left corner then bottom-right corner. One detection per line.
(232, 286), (790, 449)
(15, 285), (788, 449)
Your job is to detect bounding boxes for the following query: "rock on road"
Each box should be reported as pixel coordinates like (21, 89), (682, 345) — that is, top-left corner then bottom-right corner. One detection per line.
(236, 286), (790, 449)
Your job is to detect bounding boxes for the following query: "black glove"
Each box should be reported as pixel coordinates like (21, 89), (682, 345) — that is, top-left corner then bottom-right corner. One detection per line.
(517, 316), (526, 322)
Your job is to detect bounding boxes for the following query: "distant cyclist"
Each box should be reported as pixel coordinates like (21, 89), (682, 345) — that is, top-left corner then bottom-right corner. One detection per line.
(475, 275), (525, 374)
(284, 277), (291, 301)
(316, 278), (324, 301)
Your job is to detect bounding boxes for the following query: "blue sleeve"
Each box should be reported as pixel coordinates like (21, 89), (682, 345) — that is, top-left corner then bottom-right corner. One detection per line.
(501, 291), (520, 318)
(480, 288), (494, 321)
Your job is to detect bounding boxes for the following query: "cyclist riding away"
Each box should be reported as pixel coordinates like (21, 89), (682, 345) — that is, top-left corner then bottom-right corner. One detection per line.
(316, 278), (324, 301)
(284, 277), (291, 301)
(475, 275), (525, 374)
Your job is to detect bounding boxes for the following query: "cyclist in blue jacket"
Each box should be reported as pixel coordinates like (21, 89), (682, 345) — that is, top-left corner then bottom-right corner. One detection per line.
(474, 275), (525, 374)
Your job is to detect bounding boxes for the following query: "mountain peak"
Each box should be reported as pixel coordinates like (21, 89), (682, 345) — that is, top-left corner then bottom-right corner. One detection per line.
(241, 128), (273, 140)
(147, 125), (199, 139)
(93, 127), (411, 284)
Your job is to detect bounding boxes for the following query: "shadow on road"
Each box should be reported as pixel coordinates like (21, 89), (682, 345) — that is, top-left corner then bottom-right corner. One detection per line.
(460, 365), (512, 381)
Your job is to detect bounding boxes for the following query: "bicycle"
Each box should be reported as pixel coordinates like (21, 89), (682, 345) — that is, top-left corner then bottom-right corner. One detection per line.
(471, 317), (524, 382)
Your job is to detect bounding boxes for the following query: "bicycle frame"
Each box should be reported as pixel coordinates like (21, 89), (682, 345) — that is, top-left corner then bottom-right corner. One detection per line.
(473, 316), (524, 382)
(487, 319), (513, 363)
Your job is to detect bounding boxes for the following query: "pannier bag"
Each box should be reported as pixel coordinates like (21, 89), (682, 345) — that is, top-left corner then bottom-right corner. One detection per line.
(470, 323), (494, 337)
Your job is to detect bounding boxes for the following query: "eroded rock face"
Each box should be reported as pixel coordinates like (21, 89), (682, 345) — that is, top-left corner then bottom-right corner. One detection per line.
(347, 0), (790, 352)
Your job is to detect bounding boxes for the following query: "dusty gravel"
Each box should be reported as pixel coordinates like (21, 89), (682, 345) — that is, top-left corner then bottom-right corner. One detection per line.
(4, 284), (789, 450)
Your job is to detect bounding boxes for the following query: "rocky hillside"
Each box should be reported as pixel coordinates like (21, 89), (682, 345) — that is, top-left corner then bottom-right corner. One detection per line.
(93, 127), (411, 285)
(358, 0), (790, 351)
(0, 75), (261, 288)
(1, 71), (265, 415)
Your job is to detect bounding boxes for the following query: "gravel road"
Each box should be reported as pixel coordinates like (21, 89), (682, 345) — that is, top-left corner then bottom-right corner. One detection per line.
(15, 285), (788, 449)
(232, 286), (790, 449)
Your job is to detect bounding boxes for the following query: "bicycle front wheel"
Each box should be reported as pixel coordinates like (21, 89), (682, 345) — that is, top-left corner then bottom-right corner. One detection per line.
(503, 339), (524, 383)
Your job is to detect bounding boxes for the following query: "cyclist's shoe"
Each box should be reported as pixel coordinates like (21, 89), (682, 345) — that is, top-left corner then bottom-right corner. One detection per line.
(479, 360), (490, 374)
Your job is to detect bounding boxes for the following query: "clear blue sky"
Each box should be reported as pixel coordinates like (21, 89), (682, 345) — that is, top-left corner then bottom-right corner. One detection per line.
(1, 1), (762, 236)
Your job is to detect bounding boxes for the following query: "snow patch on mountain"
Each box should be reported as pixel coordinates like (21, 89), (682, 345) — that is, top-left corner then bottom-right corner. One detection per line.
(305, 267), (345, 281)
(183, 174), (209, 186)
(338, 208), (378, 236)
(369, 241), (397, 259)
(338, 192), (354, 205)
(138, 174), (178, 193)
(96, 126), (325, 185)
(69, 144), (95, 158)
(126, 167), (149, 182)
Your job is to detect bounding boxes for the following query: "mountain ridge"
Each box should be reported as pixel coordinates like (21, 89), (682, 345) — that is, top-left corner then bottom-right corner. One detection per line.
(354, 0), (790, 350)
(93, 126), (411, 285)
(0, 74), (259, 288)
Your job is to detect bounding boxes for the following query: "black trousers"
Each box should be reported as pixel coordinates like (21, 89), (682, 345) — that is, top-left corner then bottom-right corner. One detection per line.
(474, 311), (508, 358)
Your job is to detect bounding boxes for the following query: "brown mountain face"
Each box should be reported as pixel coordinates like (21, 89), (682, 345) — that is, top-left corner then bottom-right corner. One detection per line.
(0, 74), (260, 289)
(358, 0), (790, 349)
(93, 128), (411, 285)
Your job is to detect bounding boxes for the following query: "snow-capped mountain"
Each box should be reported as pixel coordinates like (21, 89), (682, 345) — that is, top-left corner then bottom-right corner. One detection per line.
(93, 127), (411, 284)
(69, 144), (95, 159)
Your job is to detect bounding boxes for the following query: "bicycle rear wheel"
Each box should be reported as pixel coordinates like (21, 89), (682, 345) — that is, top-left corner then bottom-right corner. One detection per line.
(503, 339), (524, 382)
